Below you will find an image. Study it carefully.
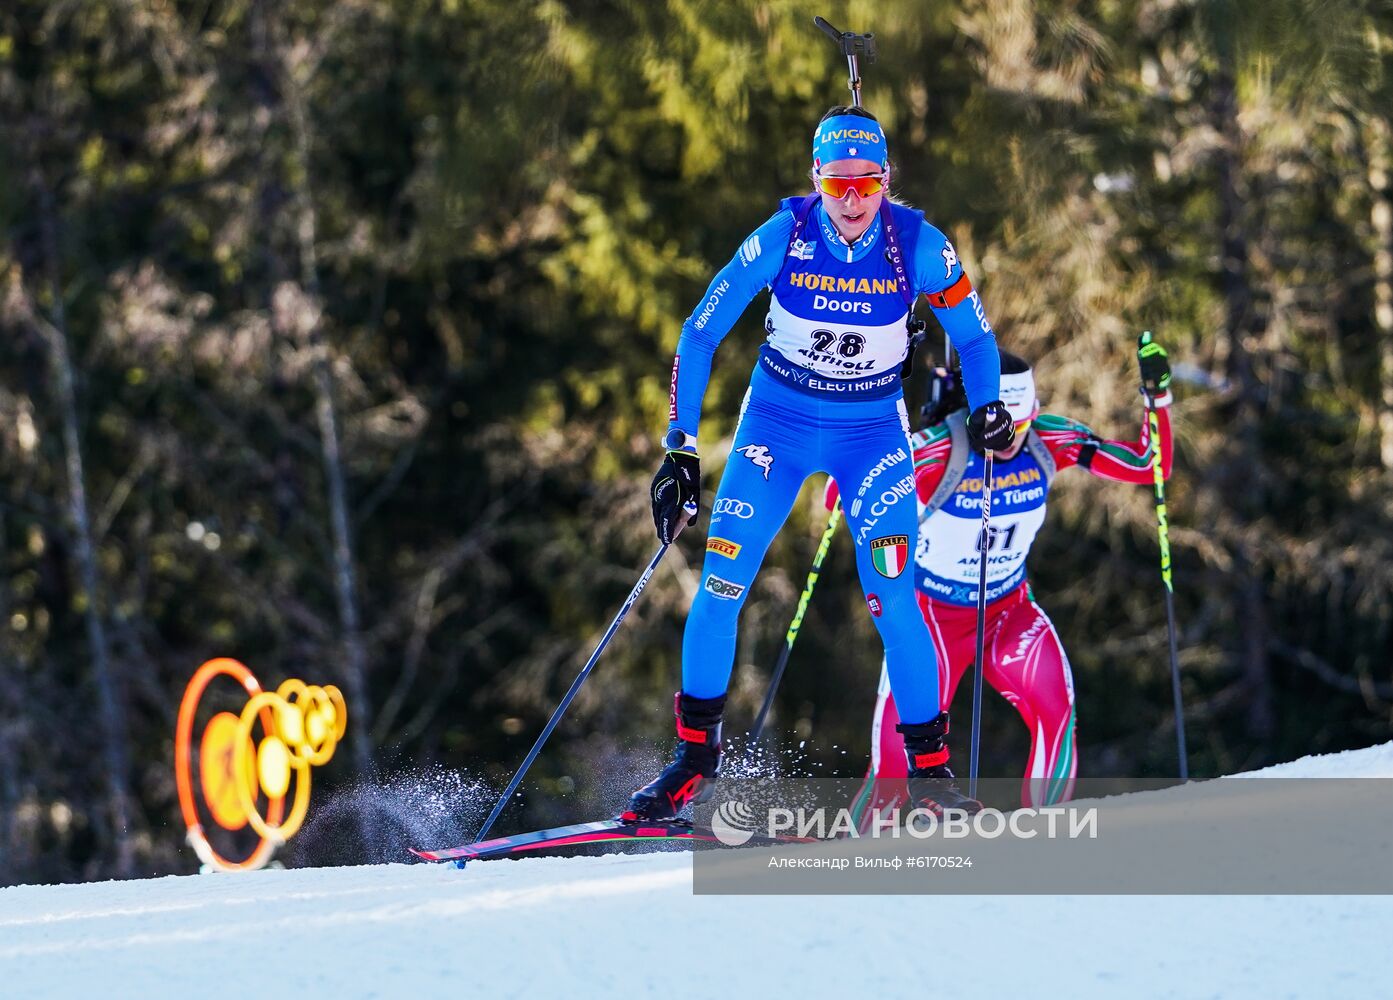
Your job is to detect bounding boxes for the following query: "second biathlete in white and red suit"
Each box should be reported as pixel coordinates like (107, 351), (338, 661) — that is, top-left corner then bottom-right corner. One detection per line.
(835, 341), (1174, 821)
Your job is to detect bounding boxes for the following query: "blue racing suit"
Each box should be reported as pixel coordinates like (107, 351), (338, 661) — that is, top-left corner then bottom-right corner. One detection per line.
(667, 197), (1000, 725)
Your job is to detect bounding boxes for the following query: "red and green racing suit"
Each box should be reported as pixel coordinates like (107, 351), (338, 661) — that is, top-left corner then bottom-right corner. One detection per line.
(846, 399), (1173, 821)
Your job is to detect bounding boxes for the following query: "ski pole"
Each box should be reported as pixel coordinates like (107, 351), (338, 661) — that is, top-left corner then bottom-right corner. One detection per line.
(1140, 331), (1188, 781)
(968, 451), (994, 800)
(749, 497), (843, 743)
(472, 537), (676, 844)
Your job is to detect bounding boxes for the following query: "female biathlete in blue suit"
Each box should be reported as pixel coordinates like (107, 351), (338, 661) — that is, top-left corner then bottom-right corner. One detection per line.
(625, 106), (1017, 822)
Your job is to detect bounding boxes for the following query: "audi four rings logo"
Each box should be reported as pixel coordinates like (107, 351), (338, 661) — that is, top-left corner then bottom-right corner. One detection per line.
(712, 498), (755, 519)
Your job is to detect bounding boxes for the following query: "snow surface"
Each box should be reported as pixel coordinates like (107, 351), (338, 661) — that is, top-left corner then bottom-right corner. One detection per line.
(3, 744), (1392, 999)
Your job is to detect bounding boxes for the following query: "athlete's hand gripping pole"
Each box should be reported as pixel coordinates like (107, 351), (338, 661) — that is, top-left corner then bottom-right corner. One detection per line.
(749, 489), (843, 743)
(470, 536), (685, 847)
(968, 452), (994, 800)
(1139, 330), (1188, 782)
(651, 440), (701, 544)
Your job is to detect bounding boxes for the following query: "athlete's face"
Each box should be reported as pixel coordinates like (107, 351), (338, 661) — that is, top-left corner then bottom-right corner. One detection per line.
(991, 433), (1029, 461)
(991, 415), (1035, 460)
(816, 158), (886, 243)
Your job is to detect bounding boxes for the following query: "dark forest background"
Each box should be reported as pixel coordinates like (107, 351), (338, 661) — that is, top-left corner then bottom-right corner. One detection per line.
(3, 0), (1392, 884)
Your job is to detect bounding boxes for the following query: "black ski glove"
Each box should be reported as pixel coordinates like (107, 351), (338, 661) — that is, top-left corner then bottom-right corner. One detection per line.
(919, 366), (967, 428)
(1137, 331), (1173, 406)
(967, 401), (1015, 453)
(651, 448), (700, 544)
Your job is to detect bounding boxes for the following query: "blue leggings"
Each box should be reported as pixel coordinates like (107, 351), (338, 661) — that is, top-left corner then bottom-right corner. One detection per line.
(683, 368), (941, 725)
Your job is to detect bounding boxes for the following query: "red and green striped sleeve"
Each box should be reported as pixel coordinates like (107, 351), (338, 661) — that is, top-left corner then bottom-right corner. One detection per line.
(910, 423), (954, 502)
(1034, 406), (1173, 484)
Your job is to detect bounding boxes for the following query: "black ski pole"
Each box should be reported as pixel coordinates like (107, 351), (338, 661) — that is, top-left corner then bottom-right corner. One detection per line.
(1139, 331), (1188, 781)
(749, 497), (843, 743)
(968, 451), (994, 800)
(472, 538), (675, 844)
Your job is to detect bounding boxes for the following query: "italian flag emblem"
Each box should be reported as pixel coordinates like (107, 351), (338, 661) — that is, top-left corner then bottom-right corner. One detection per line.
(870, 535), (910, 578)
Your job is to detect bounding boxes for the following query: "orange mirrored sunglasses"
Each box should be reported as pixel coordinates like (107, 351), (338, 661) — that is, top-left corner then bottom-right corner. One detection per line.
(816, 172), (886, 199)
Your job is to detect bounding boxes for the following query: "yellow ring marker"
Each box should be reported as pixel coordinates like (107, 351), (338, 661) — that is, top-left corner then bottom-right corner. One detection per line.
(257, 735), (293, 799)
(298, 686), (338, 766)
(325, 685), (348, 740)
(200, 711), (256, 831)
(235, 691), (312, 844)
(274, 680), (314, 764)
(176, 659), (346, 870)
(175, 658), (286, 872)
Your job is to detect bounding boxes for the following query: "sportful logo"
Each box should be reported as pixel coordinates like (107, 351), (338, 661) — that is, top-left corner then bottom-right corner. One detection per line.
(737, 444), (775, 480)
(941, 243), (959, 279)
(739, 235), (762, 266)
(712, 498), (755, 519)
(870, 535), (910, 578)
(704, 574), (746, 600)
(1000, 614), (1050, 665)
(851, 447), (908, 517)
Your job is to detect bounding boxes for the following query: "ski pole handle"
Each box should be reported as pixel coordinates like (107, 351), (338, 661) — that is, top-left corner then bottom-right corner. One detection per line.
(1147, 402), (1173, 595)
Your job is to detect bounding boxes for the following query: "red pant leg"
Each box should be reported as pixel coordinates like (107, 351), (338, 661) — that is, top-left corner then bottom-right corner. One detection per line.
(852, 584), (1077, 817)
(984, 591), (1077, 806)
(851, 593), (978, 830)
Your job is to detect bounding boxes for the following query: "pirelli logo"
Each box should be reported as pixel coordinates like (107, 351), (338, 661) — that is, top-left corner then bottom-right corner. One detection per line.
(706, 537), (742, 559)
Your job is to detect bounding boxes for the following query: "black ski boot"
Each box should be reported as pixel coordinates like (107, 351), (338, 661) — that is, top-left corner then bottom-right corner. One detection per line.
(898, 712), (982, 816)
(622, 692), (725, 823)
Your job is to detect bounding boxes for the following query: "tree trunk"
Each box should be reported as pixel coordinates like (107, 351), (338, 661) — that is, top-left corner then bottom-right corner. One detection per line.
(1369, 116), (1393, 473)
(0, 509), (21, 874)
(1211, 68), (1275, 748)
(34, 177), (137, 876)
(252, 0), (373, 777)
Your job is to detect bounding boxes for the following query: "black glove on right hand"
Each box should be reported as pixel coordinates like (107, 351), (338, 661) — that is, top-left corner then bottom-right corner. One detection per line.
(651, 450), (700, 544)
(967, 401), (1015, 453)
(1137, 331), (1173, 404)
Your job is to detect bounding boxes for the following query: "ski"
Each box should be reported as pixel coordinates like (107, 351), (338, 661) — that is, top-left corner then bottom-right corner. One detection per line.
(410, 818), (811, 863)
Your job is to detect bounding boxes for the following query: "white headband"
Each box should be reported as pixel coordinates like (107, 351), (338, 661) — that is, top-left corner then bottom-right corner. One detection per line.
(999, 368), (1037, 423)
